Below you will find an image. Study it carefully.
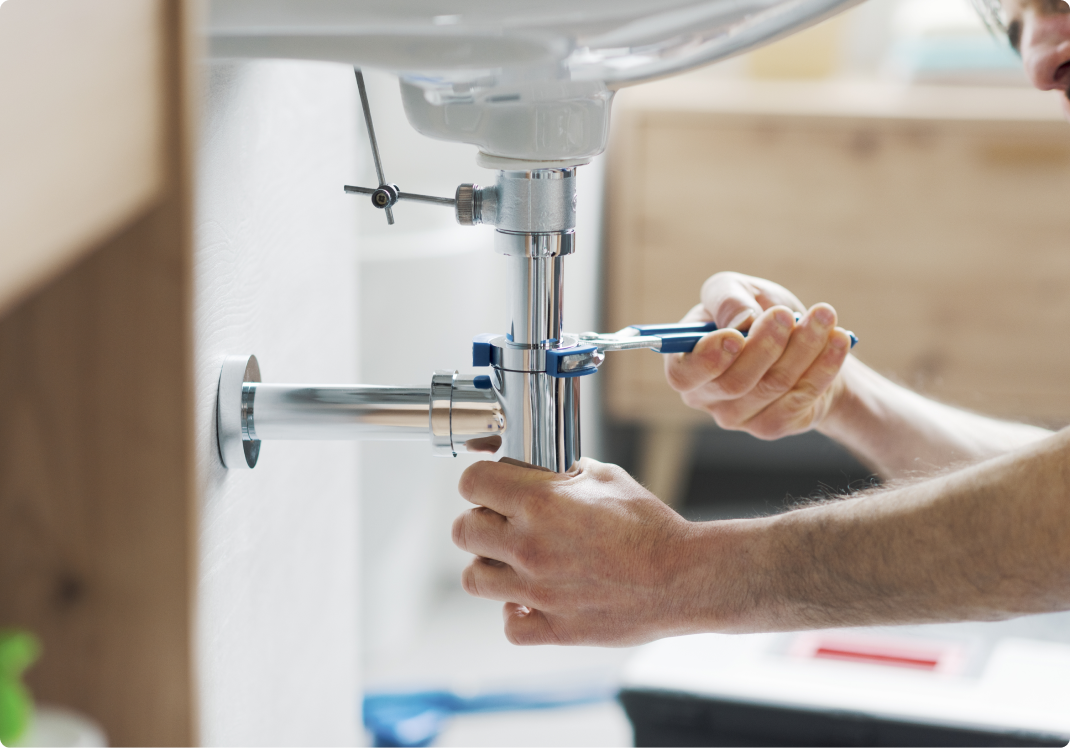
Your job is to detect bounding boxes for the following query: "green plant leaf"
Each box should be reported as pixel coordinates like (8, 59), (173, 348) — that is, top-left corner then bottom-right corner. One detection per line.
(0, 630), (41, 746)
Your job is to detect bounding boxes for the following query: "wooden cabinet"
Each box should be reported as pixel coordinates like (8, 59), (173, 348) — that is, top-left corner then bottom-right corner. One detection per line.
(604, 79), (1070, 499)
(0, 1), (197, 744)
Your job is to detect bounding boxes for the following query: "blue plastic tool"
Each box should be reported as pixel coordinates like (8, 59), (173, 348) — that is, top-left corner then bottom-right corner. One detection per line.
(363, 686), (615, 747)
(471, 317), (857, 381)
(630, 317), (858, 354)
(471, 333), (498, 367)
(545, 345), (599, 378)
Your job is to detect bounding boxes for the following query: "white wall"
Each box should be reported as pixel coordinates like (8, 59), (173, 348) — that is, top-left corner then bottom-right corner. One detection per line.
(355, 71), (606, 670)
(194, 60), (362, 746)
(188, 60), (607, 734)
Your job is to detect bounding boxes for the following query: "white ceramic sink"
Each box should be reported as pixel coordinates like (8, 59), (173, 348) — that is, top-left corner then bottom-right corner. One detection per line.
(209, 0), (863, 161)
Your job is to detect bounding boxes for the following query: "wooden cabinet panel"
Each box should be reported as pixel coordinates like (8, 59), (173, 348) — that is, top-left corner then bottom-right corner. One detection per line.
(0, 204), (196, 746)
(0, 0), (166, 316)
(605, 81), (1070, 425)
(0, 0), (196, 744)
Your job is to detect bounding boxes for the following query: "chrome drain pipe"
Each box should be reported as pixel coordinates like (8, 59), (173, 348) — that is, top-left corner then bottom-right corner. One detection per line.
(217, 356), (504, 469)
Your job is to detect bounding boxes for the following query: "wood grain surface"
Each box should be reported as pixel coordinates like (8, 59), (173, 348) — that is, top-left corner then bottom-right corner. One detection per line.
(0, 0), (198, 744)
(0, 0), (166, 318)
(605, 82), (1070, 427)
(0, 203), (196, 746)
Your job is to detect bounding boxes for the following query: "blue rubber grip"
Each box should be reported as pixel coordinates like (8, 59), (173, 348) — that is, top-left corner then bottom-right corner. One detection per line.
(631, 317), (857, 354)
(472, 333), (498, 367)
(657, 332), (708, 353)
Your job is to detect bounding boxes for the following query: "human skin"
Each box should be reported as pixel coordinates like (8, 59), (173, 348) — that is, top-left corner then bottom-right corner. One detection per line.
(1003, 0), (1070, 121)
(454, 429), (1070, 645)
(661, 273), (1052, 479)
(452, 0), (1070, 644)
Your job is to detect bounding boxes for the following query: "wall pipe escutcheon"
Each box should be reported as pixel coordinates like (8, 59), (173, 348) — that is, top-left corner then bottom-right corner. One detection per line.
(217, 354), (262, 469)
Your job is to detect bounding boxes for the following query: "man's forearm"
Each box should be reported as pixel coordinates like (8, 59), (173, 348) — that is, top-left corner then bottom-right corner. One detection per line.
(694, 427), (1070, 633)
(818, 357), (1052, 479)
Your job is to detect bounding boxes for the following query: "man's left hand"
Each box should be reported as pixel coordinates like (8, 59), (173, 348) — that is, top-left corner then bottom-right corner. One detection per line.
(452, 457), (744, 646)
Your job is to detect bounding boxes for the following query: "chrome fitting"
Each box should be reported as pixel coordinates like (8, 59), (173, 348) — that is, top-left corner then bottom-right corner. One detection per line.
(216, 358), (505, 468)
(455, 183), (499, 226)
(455, 184), (477, 225)
(495, 230), (575, 258)
(217, 354), (262, 469)
(430, 370), (455, 456)
(495, 169), (577, 233)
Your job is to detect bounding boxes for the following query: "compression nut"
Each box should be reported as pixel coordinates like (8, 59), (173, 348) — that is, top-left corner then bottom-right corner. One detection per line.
(456, 183), (478, 225)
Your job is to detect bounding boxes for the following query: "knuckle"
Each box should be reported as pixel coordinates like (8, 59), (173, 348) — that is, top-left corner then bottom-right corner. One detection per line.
(526, 583), (554, 609)
(457, 465), (479, 500)
(716, 375), (750, 398)
(606, 463), (633, 484)
(713, 412), (743, 431)
(520, 487), (552, 521)
(504, 621), (531, 646)
(762, 324), (792, 350)
(747, 413), (788, 440)
(451, 514), (468, 550)
(681, 389), (705, 409)
(513, 540), (541, 571)
(664, 361), (693, 392)
(704, 271), (740, 290)
(790, 378), (823, 404)
(461, 564), (480, 597)
(753, 368), (795, 399)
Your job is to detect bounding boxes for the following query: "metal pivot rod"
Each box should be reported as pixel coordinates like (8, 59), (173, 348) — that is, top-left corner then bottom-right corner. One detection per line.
(345, 69), (456, 223)
(354, 68), (393, 224)
(217, 356), (505, 469)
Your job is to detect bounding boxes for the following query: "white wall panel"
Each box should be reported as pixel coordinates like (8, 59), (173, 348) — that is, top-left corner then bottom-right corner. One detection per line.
(193, 60), (361, 745)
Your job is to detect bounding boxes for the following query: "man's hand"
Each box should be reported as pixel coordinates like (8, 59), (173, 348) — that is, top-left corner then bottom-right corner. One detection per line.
(664, 272), (853, 439)
(452, 457), (741, 646)
(454, 434), (1070, 644)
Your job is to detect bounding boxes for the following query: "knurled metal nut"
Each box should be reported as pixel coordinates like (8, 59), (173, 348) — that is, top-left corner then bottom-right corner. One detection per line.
(456, 183), (476, 225)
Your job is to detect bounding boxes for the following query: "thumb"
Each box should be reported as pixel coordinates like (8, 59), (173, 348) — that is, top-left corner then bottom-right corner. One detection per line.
(700, 274), (765, 331)
(701, 273), (806, 331)
(503, 603), (562, 646)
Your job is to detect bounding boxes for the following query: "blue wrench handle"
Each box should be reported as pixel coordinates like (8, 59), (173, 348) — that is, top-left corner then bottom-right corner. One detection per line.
(628, 318), (857, 354)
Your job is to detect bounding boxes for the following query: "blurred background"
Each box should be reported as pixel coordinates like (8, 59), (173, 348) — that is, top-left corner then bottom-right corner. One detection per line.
(2, 0), (1070, 745)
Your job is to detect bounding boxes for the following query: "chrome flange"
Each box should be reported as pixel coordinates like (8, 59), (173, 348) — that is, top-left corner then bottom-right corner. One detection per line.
(217, 354), (261, 469)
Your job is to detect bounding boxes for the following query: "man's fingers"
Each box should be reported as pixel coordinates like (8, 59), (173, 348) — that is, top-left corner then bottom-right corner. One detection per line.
(503, 603), (562, 646)
(713, 303), (838, 424)
(678, 303), (713, 324)
(700, 275), (764, 331)
(664, 328), (745, 393)
(452, 505), (514, 560)
(700, 273), (806, 331)
(747, 327), (852, 435)
(460, 556), (528, 603)
(749, 278), (806, 315)
(458, 458), (562, 517)
(689, 305), (795, 402)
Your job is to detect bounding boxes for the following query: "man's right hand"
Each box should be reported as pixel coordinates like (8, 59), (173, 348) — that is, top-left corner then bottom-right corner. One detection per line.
(663, 272), (854, 440)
